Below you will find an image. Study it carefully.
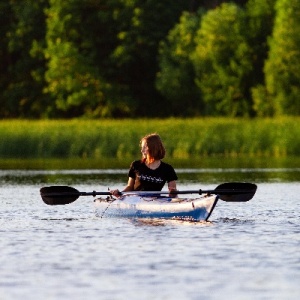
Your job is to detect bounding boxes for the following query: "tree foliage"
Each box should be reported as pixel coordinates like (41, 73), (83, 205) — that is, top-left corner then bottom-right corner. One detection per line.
(44, 0), (116, 117)
(156, 11), (204, 116)
(193, 3), (253, 116)
(264, 0), (300, 115)
(0, 0), (299, 118)
(246, 0), (276, 116)
(109, 0), (191, 116)
(0, 0), (48, 118)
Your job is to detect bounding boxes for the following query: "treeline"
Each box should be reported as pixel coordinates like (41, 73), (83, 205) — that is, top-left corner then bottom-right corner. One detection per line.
(1, 0), (299, 118)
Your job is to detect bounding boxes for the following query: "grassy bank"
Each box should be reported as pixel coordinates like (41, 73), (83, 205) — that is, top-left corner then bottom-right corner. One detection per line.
(0, 118), (299, 161)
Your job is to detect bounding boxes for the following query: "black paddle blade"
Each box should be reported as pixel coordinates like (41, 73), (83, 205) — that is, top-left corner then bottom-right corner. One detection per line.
(40, 186), (80, 205)
(215, 182), (257, 202)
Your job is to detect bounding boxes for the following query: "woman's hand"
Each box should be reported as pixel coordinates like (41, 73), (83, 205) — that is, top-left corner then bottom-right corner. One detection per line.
(110, 189), (121, 197)
(168, 188), (178, 198)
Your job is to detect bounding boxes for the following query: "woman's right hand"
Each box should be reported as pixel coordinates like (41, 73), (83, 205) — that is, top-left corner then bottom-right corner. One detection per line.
(110, 189), (121, 197)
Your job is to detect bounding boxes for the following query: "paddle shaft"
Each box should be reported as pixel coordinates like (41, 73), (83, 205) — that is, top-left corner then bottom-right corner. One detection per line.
(125, 189), (254, 195)
(42, 189), (252, 198)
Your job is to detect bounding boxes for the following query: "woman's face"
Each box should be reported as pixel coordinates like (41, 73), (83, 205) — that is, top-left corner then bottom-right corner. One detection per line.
(140, 140), (149, 158)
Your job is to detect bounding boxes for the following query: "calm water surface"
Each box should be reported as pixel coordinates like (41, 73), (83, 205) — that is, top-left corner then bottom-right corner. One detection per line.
(0, 168), (299, 300)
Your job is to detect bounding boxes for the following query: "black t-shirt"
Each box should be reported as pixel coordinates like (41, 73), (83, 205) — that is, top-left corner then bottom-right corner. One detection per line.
(128, 160), (178, 191)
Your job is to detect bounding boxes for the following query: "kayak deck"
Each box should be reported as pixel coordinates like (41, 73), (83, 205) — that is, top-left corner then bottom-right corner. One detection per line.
(94, 194), (219, 221)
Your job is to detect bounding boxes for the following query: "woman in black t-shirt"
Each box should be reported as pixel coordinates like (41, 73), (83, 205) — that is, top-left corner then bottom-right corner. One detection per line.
(111, 133), (178, 196)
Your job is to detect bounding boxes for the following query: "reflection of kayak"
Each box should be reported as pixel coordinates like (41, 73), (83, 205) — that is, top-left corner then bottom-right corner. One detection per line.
(94, 194), (218, 221)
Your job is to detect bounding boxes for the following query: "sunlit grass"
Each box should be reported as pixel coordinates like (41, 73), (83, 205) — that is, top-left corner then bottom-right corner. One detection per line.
(0, 117), (299, 160)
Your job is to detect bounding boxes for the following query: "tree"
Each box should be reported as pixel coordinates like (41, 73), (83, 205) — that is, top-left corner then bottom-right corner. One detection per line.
(156, 11), (204, 116)
(264, 0), (300, 115)
(110, 0), (191, 116)
(0, 0), (48, 118)
(0, 1), (12, 117)
(192, 3), (253, 116)
(246, 0), (276, 117)
(44, 0), (108, 117)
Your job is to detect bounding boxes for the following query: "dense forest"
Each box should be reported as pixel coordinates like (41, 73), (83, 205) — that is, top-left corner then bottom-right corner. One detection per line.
(0, 0), (299, 118)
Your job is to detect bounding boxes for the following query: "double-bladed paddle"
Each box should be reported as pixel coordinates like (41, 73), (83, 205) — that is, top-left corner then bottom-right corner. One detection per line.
(40, 182), (257, 205)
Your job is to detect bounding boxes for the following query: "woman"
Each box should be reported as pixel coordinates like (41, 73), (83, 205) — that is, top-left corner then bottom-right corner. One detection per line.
(111, 133), (177, 196)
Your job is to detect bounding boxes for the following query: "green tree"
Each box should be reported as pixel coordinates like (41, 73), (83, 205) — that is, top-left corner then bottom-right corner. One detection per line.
(246, 0), (276, 117)
(110, 0), (190, 116)
(87, 0), (137, 117)
(0, 1), (12, 117)
(0, 0), (48, 118)
(156, 11), (204, 116)
(264, 0), (300, 115)
(192, 3), (253, 116)
(44, 0), (108, 117)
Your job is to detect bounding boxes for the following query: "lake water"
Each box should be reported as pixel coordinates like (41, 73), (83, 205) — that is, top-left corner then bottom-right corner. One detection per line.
(0, 167), (299, 300)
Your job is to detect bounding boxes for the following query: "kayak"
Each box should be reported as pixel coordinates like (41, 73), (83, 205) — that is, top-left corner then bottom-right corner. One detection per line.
(94, 193), (219, 221)
(40, 182), (257, 222)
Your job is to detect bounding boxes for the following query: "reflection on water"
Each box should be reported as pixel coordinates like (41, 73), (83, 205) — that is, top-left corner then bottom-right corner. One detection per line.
(216, 217), (255, 224)
(0, 166), (299, 185)
(130, 218), (214, 227)
(39, 217), (88, 221)
(38, 215), (253, 227)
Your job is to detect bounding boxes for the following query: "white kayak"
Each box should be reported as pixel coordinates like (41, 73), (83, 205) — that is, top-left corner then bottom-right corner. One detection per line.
(94, 194), (219, 221)
(40, 182), (257, 222)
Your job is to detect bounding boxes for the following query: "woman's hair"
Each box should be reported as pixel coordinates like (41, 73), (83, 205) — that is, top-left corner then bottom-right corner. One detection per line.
(140, 133), (166, 160)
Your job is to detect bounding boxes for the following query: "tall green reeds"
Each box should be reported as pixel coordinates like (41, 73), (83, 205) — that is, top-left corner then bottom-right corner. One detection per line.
(0, 118), (299, 159)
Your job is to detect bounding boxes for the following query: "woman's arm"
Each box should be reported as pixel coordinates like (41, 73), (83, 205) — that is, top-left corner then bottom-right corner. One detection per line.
(123, 177), (135, 192)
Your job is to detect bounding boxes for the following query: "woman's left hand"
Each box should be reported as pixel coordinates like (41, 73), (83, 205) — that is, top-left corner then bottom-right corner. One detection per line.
(168, 188), (178, 198)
